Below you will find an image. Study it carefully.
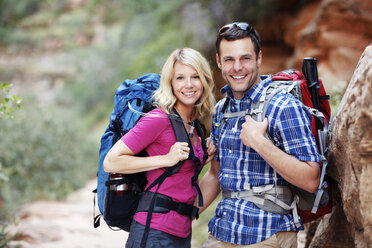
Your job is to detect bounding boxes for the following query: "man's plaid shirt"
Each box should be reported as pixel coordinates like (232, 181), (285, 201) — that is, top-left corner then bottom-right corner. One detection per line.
(208, 75), (320, 245)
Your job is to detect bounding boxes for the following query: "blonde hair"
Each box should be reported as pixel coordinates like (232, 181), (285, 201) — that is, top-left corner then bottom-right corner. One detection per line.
(153, 48), (216, 120)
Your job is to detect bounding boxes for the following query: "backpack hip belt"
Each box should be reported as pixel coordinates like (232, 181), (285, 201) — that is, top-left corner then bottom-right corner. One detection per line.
(136, 191), (199, 219)
(222, 185), (301, 228)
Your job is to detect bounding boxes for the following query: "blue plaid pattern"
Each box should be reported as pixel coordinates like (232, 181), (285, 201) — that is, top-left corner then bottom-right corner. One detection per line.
(208, 75), (320, 245)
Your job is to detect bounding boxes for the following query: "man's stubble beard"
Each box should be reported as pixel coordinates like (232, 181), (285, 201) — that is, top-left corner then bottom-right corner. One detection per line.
(225, 64), (260, 97)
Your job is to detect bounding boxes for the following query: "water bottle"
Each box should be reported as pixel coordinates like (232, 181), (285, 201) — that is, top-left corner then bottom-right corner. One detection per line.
(109, 173), (130, 196)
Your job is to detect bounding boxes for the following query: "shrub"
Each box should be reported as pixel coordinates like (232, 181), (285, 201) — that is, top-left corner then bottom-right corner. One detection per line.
(0, 97), (97, 219)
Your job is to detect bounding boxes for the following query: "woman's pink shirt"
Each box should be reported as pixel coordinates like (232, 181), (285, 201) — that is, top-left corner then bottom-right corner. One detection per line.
(121, 108), (205, 238)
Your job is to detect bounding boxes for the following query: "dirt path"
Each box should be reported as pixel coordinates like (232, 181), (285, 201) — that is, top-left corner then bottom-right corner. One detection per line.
(7, 178), (306, 248)
(8, 179), (127, 248)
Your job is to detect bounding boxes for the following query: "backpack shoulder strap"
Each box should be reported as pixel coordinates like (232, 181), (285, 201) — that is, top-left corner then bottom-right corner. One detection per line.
(260, 80), (300, 119)
(167, 110), (205, 173)
(193, 119), (208, 163)
(221, 96), (230, 113)
(213, 96), (230, 139)
(168, 113), (189, 175)
(168, 109), (205, 206)
(142, 111), (189, 192)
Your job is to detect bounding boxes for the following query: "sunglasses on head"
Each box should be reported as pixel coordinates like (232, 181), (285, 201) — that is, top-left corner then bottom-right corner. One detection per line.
(218, 22), (253, 35)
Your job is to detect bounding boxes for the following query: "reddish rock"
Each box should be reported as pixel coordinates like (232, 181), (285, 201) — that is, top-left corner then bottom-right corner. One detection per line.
(258, 0), (372, 87)
(310, 45), (372, 247)
(286, 0), (372, 84)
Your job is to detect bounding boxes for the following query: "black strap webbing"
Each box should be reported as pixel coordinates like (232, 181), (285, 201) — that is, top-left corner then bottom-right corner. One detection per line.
(140, 168), (172, 247)
(155, 195), (198, 218)
(168, 114), (189, 175)
(137, 191), (199, 218)
(194, 119), (208, 163)
(139, 109), (207, 247)
(169, 109), (206, 206)
(320, 95), (330, 100)
(221, 97), (230, 113)
(109, 114), (124, 146)
(141, 183), (162, 248)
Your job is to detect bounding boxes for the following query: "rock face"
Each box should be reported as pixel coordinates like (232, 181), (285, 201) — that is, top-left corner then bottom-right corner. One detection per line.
(311, 45), (372, 247)
(258, 0), (372, 87)
(285, 0), (372, 84)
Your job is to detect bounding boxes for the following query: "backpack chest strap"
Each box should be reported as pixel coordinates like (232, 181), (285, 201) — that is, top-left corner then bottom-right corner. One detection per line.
(220, 103), (264, 134)
(222, 108), (263, 120)
(219, 90), (270, 132)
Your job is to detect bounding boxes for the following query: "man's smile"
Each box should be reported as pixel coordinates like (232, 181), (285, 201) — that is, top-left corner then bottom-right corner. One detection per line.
(231, 75), (246, 79)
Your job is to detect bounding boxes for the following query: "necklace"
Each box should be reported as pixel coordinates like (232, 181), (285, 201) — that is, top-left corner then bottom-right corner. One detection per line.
(171, 107), (195, 137)
(188, 121), (195, 138)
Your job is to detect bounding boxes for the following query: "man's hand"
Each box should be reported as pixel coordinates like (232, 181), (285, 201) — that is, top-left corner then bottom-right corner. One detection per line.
(205, 137), (216, 164)
(240, 115), (321, 192)
(240, 115), (268, 148)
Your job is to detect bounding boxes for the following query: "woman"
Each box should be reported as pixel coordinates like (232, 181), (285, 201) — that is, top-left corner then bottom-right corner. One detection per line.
(103, 47), (216, 248)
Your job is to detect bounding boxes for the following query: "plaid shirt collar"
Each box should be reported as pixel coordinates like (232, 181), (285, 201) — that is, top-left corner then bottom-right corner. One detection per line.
(220, 75), (272, 104)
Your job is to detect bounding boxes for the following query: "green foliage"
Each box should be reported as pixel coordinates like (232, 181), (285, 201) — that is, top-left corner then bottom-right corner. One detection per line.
(0, 83), (22, 188)
(0, 0), (40, 26)
(0, 0), (94, 49)
(324, 80), (347, 115)
(0, 0), (40, 45)
(0, 98), (97, 219)
(85, 0), (182, 25)
(0, 83), (22, 119)
(0, 223), (22, 248)
(0, 224), (22, 248)
(0, 163), (7, 182)
(60, 0), (187, 128)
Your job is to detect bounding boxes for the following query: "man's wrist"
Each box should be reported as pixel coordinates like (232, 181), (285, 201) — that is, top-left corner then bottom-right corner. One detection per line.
(251, 135), (271, 153)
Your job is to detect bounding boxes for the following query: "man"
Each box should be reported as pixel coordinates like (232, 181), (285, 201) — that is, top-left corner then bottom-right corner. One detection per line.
(199, 22), (321, 247)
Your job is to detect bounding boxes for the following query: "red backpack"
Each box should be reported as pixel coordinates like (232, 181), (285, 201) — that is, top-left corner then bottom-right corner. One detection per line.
(271, 58), (332, 223)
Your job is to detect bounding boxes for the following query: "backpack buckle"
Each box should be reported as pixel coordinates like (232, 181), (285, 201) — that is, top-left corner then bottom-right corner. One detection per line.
(191, 206), (199, 219)
(176, 203), (189, 215)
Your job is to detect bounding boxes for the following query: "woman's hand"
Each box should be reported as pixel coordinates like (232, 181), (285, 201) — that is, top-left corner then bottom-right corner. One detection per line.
(205, 137), (216, 164)
(164, 142), (190, 167)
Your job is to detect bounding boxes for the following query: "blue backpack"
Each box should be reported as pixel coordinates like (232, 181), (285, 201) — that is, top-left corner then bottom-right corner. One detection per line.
(93, 73), (160, 230)
(93, 73), (207, 246)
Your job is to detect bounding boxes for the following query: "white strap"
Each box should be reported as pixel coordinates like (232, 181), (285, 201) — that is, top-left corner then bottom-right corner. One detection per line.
(226, 185), (290, 197)
(223, 190), (293, 211)
(127, 102), (167, 119)
(223, 186), (301, 228)
(311, 188), (324, 214)
(222, 110), (246, 119)
(264, 194), (293, 210)
(222, 110), (245, 133)
(292, 195), (301, 228)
